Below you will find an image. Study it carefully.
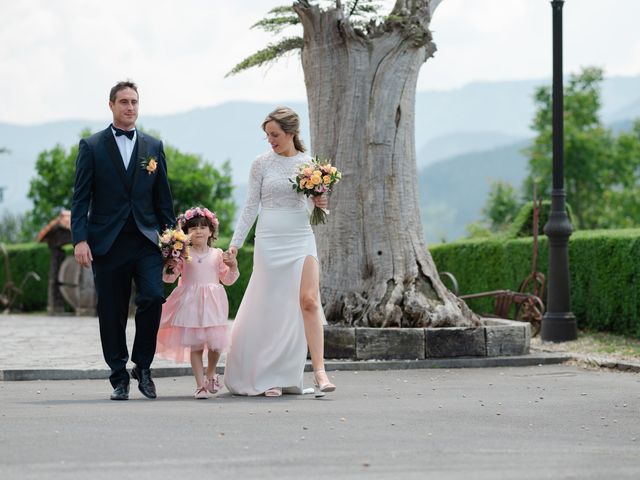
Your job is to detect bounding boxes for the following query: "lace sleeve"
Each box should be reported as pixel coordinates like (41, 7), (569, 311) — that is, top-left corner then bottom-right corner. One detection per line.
(230, 158), (262, 248)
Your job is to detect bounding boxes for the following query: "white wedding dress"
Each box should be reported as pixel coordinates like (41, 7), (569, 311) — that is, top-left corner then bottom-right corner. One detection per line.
(224, 150), (323, 395)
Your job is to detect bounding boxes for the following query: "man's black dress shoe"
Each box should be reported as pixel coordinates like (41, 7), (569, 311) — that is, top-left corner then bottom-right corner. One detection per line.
(110, 382), (130, 401)
(131, 366), (157, 399)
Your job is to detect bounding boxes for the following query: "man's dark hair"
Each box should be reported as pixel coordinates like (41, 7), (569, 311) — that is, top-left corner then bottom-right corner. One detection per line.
(109, 80), (138, 103)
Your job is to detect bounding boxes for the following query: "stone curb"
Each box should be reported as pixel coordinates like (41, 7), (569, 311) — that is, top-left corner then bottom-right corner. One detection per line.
(324, 318), (531, 360)
(0, 352), (571, 382)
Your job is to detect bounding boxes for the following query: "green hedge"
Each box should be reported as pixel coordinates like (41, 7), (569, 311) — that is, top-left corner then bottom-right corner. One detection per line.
(0, 242), (50, 311)
(431, 229), (640, 338)
(1, 239), (252, 317)
(7, 229), (640, 338)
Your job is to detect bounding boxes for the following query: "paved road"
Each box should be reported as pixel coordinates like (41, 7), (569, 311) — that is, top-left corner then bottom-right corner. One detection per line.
(2, 365), (639, 479)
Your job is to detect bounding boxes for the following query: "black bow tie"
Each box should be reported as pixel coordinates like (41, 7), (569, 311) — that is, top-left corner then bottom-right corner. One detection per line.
(113, 126), (135, 140)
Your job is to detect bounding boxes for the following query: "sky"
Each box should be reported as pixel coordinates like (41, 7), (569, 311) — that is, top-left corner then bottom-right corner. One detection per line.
(1, 0), (639, 125)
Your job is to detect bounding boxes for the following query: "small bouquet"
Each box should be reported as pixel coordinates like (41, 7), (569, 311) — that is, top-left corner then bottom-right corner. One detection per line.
(158, 228), (191, 274)
(290, 156), (342, 225)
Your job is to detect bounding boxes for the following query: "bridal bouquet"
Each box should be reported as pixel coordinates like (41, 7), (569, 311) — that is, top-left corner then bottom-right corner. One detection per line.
(158, 228), (191, 274)
(290, 156), (342, 225)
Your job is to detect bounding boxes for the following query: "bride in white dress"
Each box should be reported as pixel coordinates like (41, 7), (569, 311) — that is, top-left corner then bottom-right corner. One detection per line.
(224, 107), (336, 397)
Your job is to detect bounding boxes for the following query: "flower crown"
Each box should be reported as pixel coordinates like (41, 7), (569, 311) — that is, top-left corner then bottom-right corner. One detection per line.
(177, 207), (219, 229)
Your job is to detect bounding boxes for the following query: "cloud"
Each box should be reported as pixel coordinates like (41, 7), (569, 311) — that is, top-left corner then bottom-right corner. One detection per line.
(1, 0), (638, 124)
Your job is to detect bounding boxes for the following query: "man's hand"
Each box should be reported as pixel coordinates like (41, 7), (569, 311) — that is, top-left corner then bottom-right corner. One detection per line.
(312, 195), (329, 209)
(74, 241), (93, 268)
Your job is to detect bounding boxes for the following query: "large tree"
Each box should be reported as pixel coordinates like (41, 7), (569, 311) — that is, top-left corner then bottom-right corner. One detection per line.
(524, 67), (613, 229)
(524, 66), (640, 230)
(230, 0), (476, 327)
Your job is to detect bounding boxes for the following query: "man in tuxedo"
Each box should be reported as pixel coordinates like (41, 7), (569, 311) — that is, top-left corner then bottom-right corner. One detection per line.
(71, 81), (175, 400)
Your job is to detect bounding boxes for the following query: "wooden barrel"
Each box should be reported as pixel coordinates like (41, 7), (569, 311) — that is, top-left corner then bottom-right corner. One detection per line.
(58, 256), (97, 316)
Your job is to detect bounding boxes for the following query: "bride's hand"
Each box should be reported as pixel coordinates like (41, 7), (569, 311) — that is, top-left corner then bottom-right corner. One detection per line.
(312, 195), (328, 209)
(227, 246), (238, 257)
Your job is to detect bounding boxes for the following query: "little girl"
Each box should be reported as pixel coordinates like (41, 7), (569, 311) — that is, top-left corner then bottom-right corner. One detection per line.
(156, 206), (239, 399)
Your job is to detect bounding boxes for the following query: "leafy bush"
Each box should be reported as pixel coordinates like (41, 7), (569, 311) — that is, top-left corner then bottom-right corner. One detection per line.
(508, 200), (574, 238)
(431, 229), (640, 338)
(0, 242), (50, 311)
(12, 228), (640, 338)
(4, 238), (253, 318)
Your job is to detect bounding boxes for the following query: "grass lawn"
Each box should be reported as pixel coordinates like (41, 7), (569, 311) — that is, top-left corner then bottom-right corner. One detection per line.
(531, 330), (640, 364)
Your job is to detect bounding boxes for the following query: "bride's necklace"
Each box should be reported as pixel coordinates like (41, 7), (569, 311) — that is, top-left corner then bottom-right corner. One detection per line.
(191, 247), (211, 263)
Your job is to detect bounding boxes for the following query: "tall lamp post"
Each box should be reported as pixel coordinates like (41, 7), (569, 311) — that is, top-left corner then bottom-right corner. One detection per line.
(541, 0), (577, 341)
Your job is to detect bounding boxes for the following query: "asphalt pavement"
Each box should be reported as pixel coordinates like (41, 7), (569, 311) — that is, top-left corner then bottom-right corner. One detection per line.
(1, 314), (639, 479)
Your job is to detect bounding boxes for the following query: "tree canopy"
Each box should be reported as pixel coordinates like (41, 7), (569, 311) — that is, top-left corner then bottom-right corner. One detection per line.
(477, 66), (640, 236)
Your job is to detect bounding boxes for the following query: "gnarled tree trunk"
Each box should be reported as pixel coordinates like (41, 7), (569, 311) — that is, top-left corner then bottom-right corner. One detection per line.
(294, 0), (479, 327)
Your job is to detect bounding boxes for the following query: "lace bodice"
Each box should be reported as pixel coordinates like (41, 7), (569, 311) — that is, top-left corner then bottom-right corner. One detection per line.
(230, 151), (311, 248)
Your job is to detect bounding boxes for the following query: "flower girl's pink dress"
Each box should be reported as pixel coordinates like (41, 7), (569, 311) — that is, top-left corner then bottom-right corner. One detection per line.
(156, 247), (239, 363)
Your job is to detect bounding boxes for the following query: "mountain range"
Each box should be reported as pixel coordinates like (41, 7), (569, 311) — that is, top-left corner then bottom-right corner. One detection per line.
(1, 75), (639, 243)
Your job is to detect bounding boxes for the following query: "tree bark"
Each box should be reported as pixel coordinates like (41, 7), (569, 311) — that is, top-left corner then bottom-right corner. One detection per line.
(294, 0), (479, 327)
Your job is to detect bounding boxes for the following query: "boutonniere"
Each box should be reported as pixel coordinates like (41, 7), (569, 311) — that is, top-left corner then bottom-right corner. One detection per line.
(140, 156), (158, 175)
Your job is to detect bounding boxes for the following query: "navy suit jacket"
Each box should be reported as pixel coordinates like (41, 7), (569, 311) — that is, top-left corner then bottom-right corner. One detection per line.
(71, 126), (176, 256)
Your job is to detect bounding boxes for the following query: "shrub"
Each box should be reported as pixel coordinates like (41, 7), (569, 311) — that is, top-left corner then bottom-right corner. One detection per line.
(0, 242), (50, 311)
(4, 238), (252, 318)
(431, 229), (640, 338)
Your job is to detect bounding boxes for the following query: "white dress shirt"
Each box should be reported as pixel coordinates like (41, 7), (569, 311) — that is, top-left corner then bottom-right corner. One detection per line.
(111, 127), (137, 170)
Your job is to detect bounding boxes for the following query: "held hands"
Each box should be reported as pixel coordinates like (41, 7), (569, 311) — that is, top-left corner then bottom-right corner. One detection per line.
(74, 241), (93, 268)
(223, 248), (238, 270)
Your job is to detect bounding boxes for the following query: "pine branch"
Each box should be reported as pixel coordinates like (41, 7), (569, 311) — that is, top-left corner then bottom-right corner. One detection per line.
(252, 16), (300, 34)
(252, 6), (300, 34)
(226, 37), (304, 77)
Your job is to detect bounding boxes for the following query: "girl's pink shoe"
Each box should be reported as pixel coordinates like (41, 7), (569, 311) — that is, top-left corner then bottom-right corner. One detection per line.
(206, 374), (223, 394)
(194, 386), (210, 399)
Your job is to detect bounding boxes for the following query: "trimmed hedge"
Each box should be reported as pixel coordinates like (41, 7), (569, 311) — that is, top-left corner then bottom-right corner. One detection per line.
(0, 242), (50, 311)
(6, 229), (640, 338)
(1, 239), (252, 318)
(431, 229), (640, 338)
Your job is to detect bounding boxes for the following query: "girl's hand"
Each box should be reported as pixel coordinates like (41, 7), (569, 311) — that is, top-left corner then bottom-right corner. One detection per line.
(227, 246), (238, 257)
(166, 259), (178, 269)
(165, 258), (182, 270)
(312, 195), (328, 209)
(222, 253), (238, 270)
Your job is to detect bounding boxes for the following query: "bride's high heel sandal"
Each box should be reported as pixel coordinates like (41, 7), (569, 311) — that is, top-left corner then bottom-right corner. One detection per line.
(264, 387), (282, 397)
(314, 370), (336, 393)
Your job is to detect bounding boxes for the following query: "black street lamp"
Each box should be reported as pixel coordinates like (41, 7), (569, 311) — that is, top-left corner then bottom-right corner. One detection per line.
(541, 0), (577, 341)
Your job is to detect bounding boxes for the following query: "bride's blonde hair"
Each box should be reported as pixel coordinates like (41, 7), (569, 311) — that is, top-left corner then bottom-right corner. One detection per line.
(262, 106), (306, 153)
